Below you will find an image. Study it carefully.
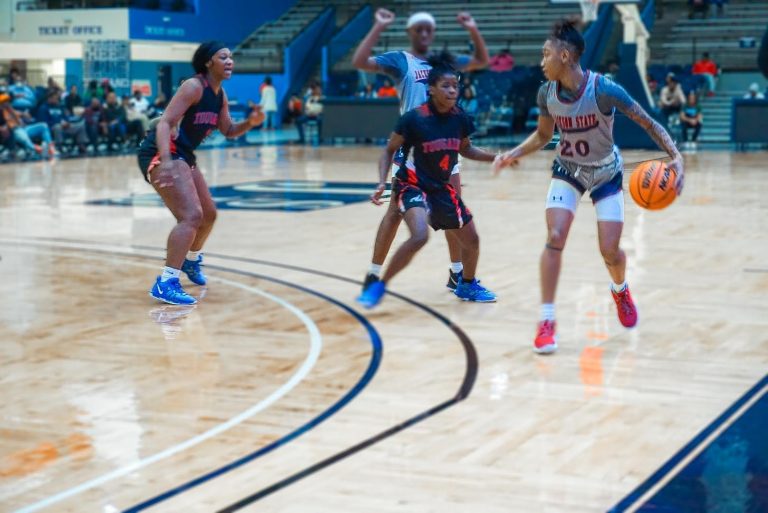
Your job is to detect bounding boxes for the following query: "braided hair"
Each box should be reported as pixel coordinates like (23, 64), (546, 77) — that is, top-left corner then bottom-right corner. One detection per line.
(427, 51), (459, 85)
(549, 18), (585, 61)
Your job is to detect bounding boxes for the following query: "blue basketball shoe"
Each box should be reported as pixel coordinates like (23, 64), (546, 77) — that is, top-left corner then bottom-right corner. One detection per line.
(181, 255), (207, 285)
(150, 277), (197, 305)
(356, 280), (386, 309)
(454, 278), (497, 303)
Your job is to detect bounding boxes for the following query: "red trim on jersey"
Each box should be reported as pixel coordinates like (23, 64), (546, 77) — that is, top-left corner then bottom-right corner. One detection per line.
(418, 103), (431, 117)
(447, 184), (463, 228)
(556, 70), (591, 104)
(406, 162), (418, 185)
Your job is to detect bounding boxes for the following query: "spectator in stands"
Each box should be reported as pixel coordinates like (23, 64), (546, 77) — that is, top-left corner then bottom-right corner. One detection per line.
(8, 69), (36, 112)
(131, 89), (150, 115)
(85, 79), (102, 102)
(692, 52), (718, 96)
(104, 91), (128, 151)
(101, 79), (115, 100)
(259, 76), (278, 129)
(489, 48), (515, 72)
(658, 73), (686, 120)
(459, 86), (478, 117)
(0, 93), (17, 157)
(146, 92), (167, 119)
(358, 83), (378, 99)
(37, 90), (87, 155)
(286, 93), (303, 125)
(688, 0), (710, 19)
(0, 93), (55, 159)
(646, 73), (660, 101)
(83, 96), (106, 149)
(296, 82), (323, 144)
(377, 78), (398, 98)
(680, 91), (703, 147)
(46, 77), (63, 97)
(123, 95), (148, 141)
(743, 82), (765, 100)
(64, 85), (83, 113)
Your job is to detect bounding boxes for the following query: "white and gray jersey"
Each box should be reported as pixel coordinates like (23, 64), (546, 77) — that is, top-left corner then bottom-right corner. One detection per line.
(374, 51), (471, 114)
(538, 71), (626, 167)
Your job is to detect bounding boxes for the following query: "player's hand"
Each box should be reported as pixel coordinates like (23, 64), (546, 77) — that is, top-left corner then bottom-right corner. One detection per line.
(375, 8), (395, 28)
(152, 160), (177, 189)
(456, 12), (477, 30)
(667, 155), (684, 196)
(492, 151), (519, 175)
(248, 105), (265, 127)
(370, 183), (387, 205)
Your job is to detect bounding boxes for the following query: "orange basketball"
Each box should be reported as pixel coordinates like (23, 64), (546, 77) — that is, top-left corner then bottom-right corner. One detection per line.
(629, 160), (677, 210)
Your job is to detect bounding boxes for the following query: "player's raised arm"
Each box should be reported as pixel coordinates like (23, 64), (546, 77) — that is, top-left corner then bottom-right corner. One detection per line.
(601, 79), (685, 195)
(456, 12), (490, 71)
(352, 8), (396, 73)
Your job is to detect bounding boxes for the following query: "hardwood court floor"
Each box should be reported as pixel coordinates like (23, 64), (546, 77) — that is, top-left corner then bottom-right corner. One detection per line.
(0, 145), (766, 513)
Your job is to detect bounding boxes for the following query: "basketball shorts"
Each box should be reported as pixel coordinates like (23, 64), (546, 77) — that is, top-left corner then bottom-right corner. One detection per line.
(393, 179), (472, 231)
(551, 151), (623, 203)
(137, 135), (196, 183)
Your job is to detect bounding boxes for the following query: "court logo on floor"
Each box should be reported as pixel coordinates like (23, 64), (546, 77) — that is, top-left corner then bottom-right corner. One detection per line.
(88, 180), (390, 211)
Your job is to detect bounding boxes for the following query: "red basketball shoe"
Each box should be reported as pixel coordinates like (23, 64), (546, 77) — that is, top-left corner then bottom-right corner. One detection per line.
(534, 320), (557, 354)
(611, 285), (638, 328)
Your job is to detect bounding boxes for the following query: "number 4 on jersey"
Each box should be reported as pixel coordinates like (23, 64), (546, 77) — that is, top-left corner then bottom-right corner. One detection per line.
(439, 154), (450, 171)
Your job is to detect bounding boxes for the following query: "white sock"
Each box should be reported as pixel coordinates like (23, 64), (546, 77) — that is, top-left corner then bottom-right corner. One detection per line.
(612, 281), (627, 293)
(450, 261), (464, 274)
(186, 250), (202, 261)
(160, 266), (181, 282)
(368, 263), (383, 277)
(540, 303), (555, 321)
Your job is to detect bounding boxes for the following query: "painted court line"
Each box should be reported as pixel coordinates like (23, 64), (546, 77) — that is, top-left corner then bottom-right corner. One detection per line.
(11, 248), (323, 513)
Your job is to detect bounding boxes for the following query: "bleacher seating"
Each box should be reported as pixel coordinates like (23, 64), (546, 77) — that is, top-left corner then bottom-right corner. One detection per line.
(235, 0), (373, 73)
(649, 0), (766, 70)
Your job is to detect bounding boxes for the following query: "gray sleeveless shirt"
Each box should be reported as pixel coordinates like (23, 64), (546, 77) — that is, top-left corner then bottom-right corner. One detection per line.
(543, 70), (617, 166)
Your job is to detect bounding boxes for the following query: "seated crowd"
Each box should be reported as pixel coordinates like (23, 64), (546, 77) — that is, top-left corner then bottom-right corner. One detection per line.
(0, 71), (166, 162)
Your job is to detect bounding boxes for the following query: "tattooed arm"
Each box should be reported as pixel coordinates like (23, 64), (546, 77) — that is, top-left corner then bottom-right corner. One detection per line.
(598, 77), (685, 195)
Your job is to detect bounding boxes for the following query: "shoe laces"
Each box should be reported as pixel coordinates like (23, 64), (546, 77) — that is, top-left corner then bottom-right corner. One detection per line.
(616, 289), (634, 316)
(538, 320), (555, 336)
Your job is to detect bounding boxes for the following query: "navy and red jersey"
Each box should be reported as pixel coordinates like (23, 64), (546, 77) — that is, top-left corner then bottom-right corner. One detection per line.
(394, 102), (475, 191)
(175, 75), (224, 152)
(137, 74), (223, 181)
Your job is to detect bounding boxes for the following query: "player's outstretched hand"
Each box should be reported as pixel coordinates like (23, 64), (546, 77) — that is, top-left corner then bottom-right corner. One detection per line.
(370, 183), (387, 205)
(375, 8), (395, 27)
(456, 12), (477, 30)
(492, 151), (519, 175)
(667, 155), (685, 196)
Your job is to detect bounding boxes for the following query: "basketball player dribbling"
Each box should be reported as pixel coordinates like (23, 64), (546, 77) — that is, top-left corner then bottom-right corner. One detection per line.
(357, 53), (497, 309)
(494, 20), (684, 354)
(138, 41), (264, 305)
(352, 8), (491, 296)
